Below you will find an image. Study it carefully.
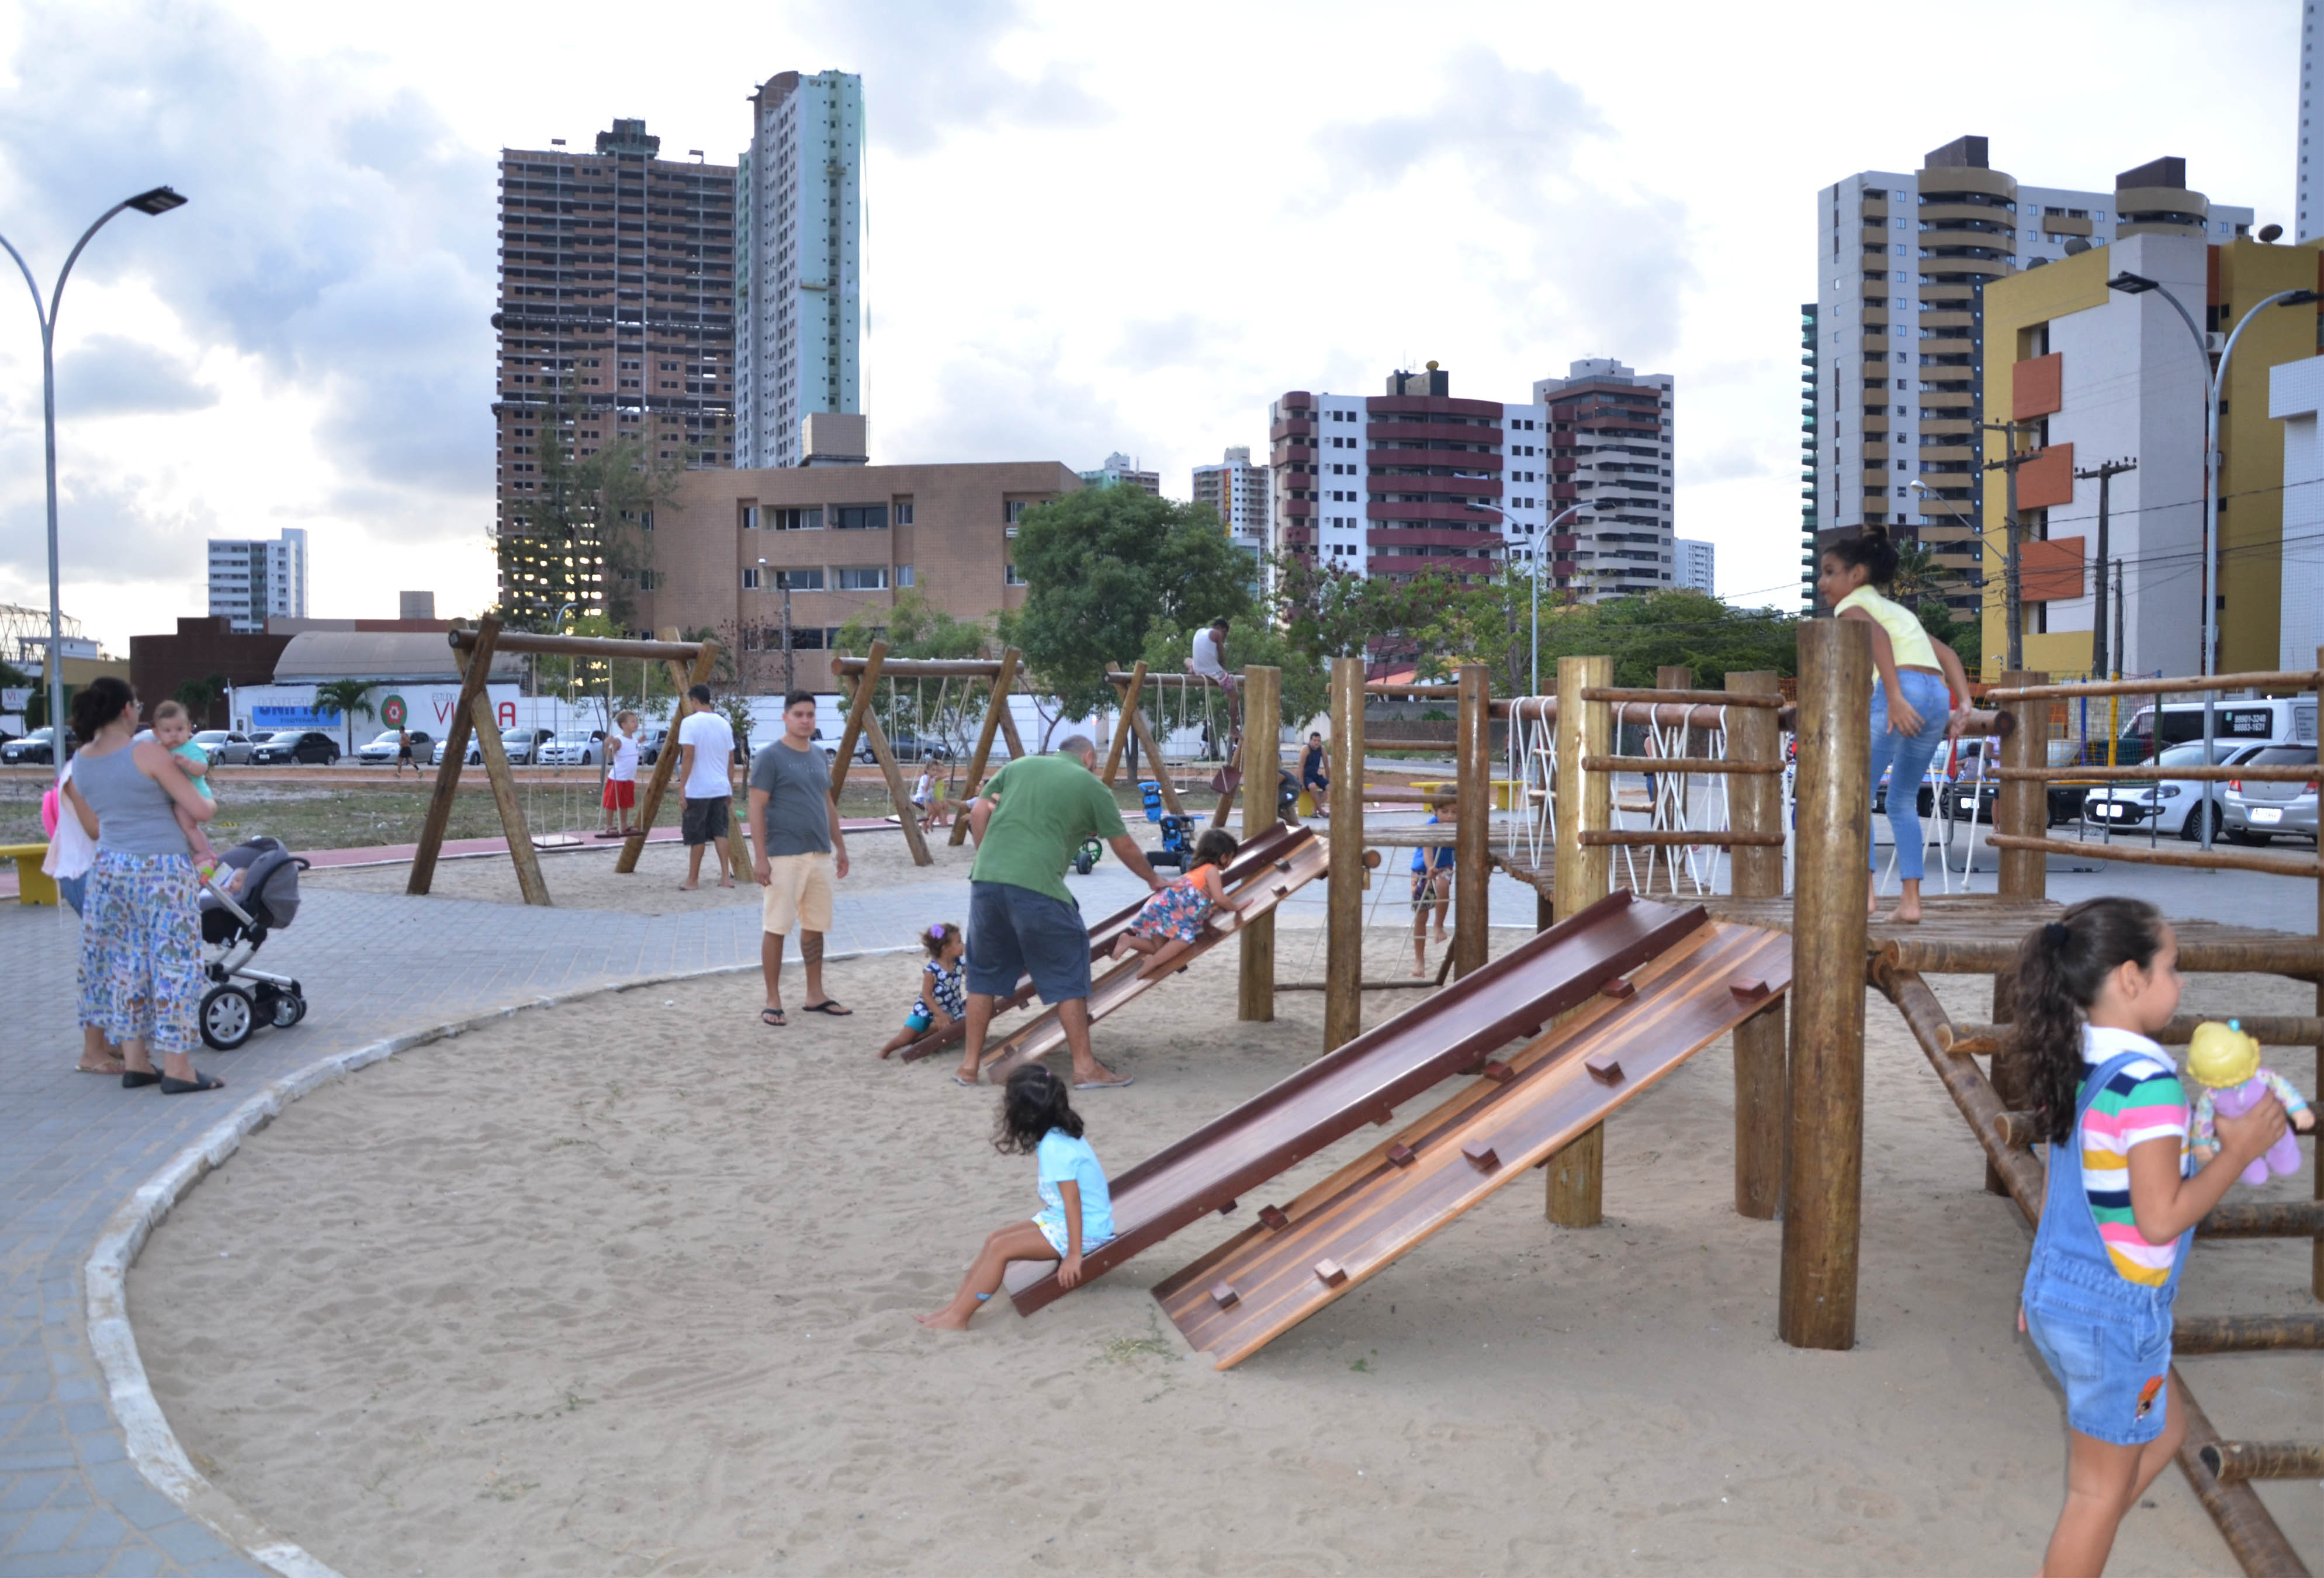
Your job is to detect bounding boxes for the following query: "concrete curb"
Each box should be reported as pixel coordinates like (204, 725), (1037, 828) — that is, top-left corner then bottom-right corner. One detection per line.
(82, 945), (913, 1578)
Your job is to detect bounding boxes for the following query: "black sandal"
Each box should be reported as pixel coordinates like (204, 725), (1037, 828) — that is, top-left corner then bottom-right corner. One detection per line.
(760, 1007), (787, 1026)
(801, 1000), (853, 1016)
(159, 1072), (226, 1095)
(121, 1070), (161, 1089)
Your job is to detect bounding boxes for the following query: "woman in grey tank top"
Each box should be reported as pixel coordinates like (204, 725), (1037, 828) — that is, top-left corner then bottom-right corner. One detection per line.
(60, 677), (226, 1094)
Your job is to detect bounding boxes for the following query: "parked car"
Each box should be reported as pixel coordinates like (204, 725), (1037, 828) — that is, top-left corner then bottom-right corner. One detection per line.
(438, 726), (556, 766)
(249, 729), (341, 766)
(2223, 745), (2320, 845)
(2080, 740), (2274, 842)
(192, 729), (258, 765)
(354, 728), (432, 765)
(1, 726), (73, 765)
(538, 732), (605, 766)
(635, 725), (669, 767)
(2115, 697), (2316, 766)
(857, 728), (953, 765)
(1946, 749), (2089, 829)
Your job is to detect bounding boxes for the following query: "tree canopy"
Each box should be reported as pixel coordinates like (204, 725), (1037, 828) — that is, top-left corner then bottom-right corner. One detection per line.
(496, 376), (688, 630)
(1010, 490), (1255, 721)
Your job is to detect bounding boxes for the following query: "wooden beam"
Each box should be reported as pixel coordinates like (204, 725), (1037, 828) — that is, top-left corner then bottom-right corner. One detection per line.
(407, 612), (501, 896)
(1126, 699), (1184, 818)
(1986, 832), (2321, 879)
(2173, 1314), (2324, 1354)
(1547, 654), (1613, 1229)
(1946, 1015), (2324, 1054)
(1453, 663), (1490, 981)
(1208, 728), (1242, 831)
(2198, 1441), (2324, 1485)
(1239, 665), (1281, 1022)
(1324, 658), (1365, 1054)
(469, 685), (550, 906)
(1726, 669), (1787, 1221)
(830, 655), (1009, 679)
(829, 639), (887, 801)
(996, 696), (1028, 763)
(451, 628), (700, 662)
(1099, 660), (1145, 788)
(860, 702), (933, 866)
(950, 646), (1020, 847)
(1986, 668), (2324, 703)
(616, 633), (715, 874)
(1780, 614), (1872, 1351)
(1996, 670), (2047, 901)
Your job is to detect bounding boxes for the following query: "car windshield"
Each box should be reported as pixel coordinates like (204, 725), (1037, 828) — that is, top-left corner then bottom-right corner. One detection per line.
(2249, 746), (2319, 767)
(369, 731), (402, 745)
(265, 731), (304, 742)
(555, 734), (592, 745)
(193, 731), (229, 745)
(2156, 742), (2234, 769)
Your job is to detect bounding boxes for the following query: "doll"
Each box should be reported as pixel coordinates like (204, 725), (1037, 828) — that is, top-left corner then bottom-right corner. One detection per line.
(2186, 1019), (2315, 1186)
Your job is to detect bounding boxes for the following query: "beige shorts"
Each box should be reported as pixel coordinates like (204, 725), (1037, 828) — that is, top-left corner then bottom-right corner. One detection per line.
(760, 850), (834, 936)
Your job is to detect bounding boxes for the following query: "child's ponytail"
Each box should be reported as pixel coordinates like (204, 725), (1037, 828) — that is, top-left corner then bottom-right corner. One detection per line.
(1190, 829), (1239, 872)
(2011, 897), (2169, 1145)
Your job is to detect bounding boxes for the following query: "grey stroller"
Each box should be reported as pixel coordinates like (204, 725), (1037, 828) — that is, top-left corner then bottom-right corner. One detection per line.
(196, 836), (310, 1050)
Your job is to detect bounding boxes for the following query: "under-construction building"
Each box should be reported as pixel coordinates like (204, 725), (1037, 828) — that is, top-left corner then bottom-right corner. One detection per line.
(493, 118), (736, 624)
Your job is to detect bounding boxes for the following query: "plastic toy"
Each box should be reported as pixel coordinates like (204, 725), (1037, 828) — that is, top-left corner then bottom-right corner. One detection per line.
(2186, 1019), (2314, 1186)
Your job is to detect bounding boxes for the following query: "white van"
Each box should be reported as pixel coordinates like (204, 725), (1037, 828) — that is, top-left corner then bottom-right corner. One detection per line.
(2115, 697), (2315, 764)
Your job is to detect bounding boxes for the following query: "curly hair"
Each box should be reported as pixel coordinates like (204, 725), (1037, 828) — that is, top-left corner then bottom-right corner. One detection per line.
(2011, 898), (2170, 1146)
(993, 1064), (1082, 1155)
(1822, 523), (1900, 587)
(1188, 829), (1239, 873)
(921, 921), (962, 959)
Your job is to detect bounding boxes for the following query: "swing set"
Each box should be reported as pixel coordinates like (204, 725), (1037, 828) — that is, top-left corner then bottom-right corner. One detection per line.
(829, 643), (1027, 865)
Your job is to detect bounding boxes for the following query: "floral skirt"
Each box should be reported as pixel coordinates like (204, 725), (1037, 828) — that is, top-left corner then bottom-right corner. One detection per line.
(78, 850), (204, 1055)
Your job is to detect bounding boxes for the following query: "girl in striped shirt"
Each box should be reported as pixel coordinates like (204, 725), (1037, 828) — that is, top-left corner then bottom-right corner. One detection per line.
(2014, 898), (2288, 1577)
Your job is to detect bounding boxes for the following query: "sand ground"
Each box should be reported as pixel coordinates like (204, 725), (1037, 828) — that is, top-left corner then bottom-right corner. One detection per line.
(130, 939), (2323, 1577)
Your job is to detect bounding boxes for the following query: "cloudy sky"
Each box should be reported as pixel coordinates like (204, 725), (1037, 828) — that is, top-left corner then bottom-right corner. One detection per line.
(0, 0), (2302, 654)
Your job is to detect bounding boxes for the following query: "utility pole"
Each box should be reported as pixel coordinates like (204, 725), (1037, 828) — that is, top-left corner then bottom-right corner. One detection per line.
(781, 578), (795, 696)
(2073, 456), (2137, 679)
(2112, 559), (2125, 687)
(1982, 420), (2040, 673)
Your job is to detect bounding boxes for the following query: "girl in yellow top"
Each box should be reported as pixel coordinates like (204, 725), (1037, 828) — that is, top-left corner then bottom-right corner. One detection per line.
(1816, 526), (1972, 923)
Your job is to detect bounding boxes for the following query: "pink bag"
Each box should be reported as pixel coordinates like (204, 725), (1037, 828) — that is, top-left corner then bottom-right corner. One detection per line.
(40, 784), (60, 839)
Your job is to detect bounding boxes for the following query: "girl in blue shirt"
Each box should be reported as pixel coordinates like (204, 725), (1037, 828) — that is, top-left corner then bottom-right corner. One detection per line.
(917, 1065), (1117, 1330)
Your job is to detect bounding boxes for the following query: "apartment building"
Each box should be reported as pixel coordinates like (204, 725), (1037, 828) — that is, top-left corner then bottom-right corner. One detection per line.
(494, 119), (736, 623)
(1799, 304), (1819, 606)
(1267, 362), (1670, 600)
(1812, 137), (2254, 618)
(629, 445), (1078, 693)
(735, 71), (864, 470)
(1192, 446), (1270, 567)
(1675, 538), (1716, 594)
(1979, 223), (2324, 679)
(206, 528), (307, 634)
(1079, 452), (1161, 494)
(2304, 0), (2318, 243)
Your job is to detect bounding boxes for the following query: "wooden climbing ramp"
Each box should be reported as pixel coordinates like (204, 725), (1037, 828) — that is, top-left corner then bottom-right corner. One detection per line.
(1155, 915), (1792, 1369)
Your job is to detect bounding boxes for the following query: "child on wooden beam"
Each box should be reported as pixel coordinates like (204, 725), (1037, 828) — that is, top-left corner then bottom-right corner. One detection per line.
(1109, 829), (1245, 978)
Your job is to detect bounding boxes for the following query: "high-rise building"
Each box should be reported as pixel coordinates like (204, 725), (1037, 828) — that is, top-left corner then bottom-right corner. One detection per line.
(494, 119), (736, 624)
(206, 529), (307, 634)
(1812, 137), (2253, 619)
(735, 71), (864, 470)
(399, 591), (436, 621)
(1192, 447), (1271, 567)
(1799, 303), (1819, 607)
(1979, 223), (2323, 679)
(2303, 1), (2318, 243)
(1675, 538), (1716, 594)
(1533, 360), (1677, 601)
(1079, 452), (1161, 494)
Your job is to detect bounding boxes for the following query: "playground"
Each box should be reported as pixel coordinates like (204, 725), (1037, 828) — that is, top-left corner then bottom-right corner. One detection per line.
(49, 620), (2324, 1574)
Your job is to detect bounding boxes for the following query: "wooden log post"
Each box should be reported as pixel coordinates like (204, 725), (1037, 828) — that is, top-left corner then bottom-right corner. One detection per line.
(1127, 695), (1184, 818)
(856, 695), (934, 867)
(1780, 615), (1873, 1350)
(948, 646), (1020, 847)
(1099, 660), (1145, 790)
(1727, 669), (1788, 1220)
(469, 683), (551, 906)
(1547, 654), (1613, 1227)
(1238, 665), (1282, 1022)
(1323, 658), (1365, 1054)
(615, 633), (716, 874)
(408, 614), (502, 895)
(1453, 663), (1491, 981)
(828, 639), (887, 800)
(1987, 669), (2048, 1189)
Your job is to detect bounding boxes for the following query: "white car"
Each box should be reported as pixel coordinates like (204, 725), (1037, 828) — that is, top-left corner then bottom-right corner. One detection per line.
(2080, 740), (2273, 842)
(538, 732), (604, 766)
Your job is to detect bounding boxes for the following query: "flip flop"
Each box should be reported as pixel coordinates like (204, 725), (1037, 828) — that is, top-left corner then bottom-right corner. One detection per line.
(160, 1072), (226, 1095)
(760, 1007), (787, 1027)
(951, 1073), (980, 1087)
(801, 1001), (853, 1016)
(1075, 1075), (1135, 1090)
(77, 1063), (126, 1076)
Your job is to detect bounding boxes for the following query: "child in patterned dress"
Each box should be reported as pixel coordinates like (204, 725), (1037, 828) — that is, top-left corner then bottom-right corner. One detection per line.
(879, 923), (967, 1057)
(1107, 829), (1243, 978)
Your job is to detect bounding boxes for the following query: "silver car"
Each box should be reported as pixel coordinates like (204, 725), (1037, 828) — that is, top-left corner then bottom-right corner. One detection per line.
(537, 732), (604, 766)
(2081, 740), (2272, 843)
(2223, 745), (2319, 846)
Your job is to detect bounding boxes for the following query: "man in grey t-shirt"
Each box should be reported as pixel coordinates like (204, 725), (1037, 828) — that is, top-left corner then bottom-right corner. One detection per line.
(746, 691), (851, 1027)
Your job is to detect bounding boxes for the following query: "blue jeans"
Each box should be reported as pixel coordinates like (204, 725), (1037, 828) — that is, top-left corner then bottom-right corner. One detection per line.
(965, 881), (1092, 1005)
(1866, 669), (1950, 881)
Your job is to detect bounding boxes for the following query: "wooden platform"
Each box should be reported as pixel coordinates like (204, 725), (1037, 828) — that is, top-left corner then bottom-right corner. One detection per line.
(1704, 893), (2318, 977)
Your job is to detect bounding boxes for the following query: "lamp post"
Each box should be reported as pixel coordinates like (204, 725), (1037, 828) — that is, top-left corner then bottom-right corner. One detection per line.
(0, 186), (187, 780)
(2106, 271), (2317, 847)
(1904, 477), (1977, 612)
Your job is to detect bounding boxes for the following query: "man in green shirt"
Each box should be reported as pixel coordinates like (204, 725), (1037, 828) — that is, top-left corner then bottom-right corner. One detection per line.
(957, 735), (1162, 1088)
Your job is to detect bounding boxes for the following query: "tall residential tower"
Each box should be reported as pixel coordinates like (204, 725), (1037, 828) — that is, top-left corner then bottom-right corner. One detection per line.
(735, 71), (864, 469)
(206, 528), (307, 634)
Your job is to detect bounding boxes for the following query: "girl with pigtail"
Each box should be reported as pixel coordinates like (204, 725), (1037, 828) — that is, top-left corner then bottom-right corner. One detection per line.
(878, 923), (967, 1058)
(2011, 898), (2288, 1577)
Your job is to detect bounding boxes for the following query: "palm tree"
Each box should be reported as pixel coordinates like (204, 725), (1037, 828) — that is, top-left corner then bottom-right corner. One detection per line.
(313, 679), (376, 754)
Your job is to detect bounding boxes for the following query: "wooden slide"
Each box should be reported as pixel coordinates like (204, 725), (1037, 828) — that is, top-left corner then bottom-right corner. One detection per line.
(1154, 915), (1792, 1368)
(978, 829), (1334, 1083)
(898, 822), (1318, 1064)
(1003, 891), (1716, 1316)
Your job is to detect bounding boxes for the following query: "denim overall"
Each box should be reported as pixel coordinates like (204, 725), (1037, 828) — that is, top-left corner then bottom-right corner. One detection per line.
(2020, 1050), (2188, 1446)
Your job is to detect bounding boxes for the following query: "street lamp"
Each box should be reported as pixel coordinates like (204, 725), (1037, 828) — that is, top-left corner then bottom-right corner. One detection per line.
(1, 186), (188, 777)
(2106, 269), (2317, 847)
(1532, 503), (1588, 696)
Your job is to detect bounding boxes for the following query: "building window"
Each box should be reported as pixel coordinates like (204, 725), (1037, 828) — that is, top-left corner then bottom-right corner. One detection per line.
(832, 504), (888, 530)
(777, 567), (824, 591)
(893, 500), (915, 524)
(637, 569), (660, 591)
(771, 507), (823, 531)
(740, 505), (759, 532)
(836, 566), (888, 591)
(1006, 563), (1027, 586)
(897, 564), (915, 587)
(1004, 500), (1036, 524)
(742, 567), (762, 589)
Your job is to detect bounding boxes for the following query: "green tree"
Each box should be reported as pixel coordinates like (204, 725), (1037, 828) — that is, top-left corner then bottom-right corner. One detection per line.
(1012, 488), (1255, 721)
(312, 679), (376, 753)
(1137, 620), (1328, 738)
(172, 673), (229, 728)
(835, 586), (998, 766)
(496, 376), (686, 630)
(1270, 555), (1419, 664)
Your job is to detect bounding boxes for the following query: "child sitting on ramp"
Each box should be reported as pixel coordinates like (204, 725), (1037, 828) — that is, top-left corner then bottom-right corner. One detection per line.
(916, 1065), (1113, 1330)
(1108, 828), (1244, 977)
(878, 922), (965, 1058)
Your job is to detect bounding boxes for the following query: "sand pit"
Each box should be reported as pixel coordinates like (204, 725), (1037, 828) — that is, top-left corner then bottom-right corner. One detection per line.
(130, 945), (2322, 1576)
(304, 823), (960, 915)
